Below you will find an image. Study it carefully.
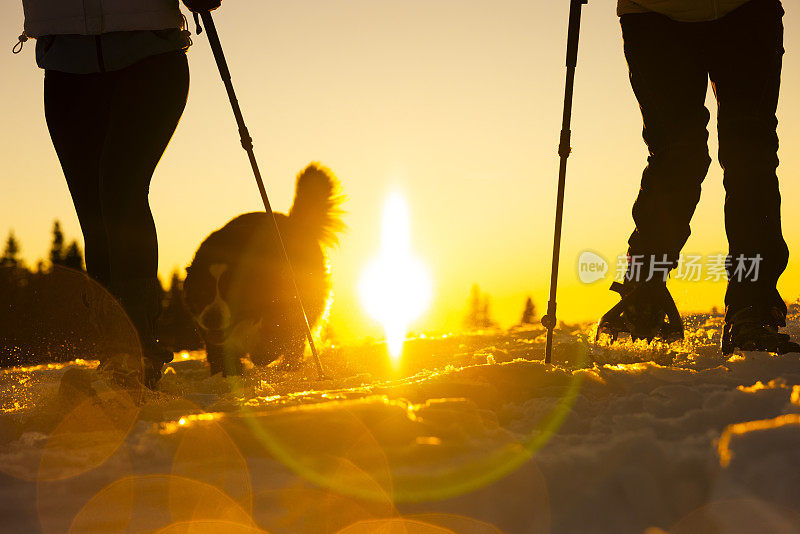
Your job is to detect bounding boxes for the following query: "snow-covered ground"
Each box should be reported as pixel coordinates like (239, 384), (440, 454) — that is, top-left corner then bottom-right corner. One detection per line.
(2, 312), (800, 533)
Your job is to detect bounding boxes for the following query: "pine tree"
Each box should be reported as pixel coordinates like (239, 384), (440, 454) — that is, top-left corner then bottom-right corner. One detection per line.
(49, 220), (65, 267)
(159, 271), (201, 350)
(156, 275), (167, 309)
(464, 284), (496, 330)
(521, 297), (536, 324)
(1, 231), (20, 268)
(480, 296), (496, 329)
(62, 241), (84, 271)
(169, 271), (182, 298)
(464, 284), (483, 330)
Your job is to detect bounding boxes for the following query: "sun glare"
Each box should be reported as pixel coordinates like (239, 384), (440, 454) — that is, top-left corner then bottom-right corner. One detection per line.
(359, 193), (433, 360)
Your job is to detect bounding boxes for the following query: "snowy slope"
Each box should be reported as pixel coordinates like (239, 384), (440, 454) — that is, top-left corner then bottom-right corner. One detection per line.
(1, 312), (800, 533)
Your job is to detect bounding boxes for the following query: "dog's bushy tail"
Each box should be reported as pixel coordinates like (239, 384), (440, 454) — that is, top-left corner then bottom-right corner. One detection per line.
(289, 163), (345, 245)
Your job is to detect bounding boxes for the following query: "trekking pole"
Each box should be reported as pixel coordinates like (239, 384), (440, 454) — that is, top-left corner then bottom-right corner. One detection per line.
(197, 11), (326, 380)
(542, 0), (588, 365)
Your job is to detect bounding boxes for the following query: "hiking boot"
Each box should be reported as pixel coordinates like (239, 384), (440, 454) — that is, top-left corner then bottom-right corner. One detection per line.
(142, 357), (167, 389)
(721, 305), (800, 355)
(597, 279), (684, 343)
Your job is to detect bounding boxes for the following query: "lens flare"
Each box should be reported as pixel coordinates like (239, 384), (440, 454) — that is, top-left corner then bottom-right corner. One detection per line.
(360, 193), (432, 360)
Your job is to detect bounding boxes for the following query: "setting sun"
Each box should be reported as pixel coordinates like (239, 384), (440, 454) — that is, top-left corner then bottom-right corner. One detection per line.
(359, 192), (432, 359)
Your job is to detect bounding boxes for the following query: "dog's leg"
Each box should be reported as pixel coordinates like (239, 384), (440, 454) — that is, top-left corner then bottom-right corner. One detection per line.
(206, 343), (225, 376)
(249, 340), (279, 367)
(224, 352), (244, 377)
(206, 343), (243, 377)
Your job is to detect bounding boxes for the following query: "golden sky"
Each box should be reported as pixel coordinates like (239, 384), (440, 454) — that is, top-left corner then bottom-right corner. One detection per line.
(2, 1), (800, 341)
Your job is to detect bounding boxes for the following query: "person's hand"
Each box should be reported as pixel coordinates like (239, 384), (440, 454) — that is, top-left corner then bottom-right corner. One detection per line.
(182, 0), (221, 13)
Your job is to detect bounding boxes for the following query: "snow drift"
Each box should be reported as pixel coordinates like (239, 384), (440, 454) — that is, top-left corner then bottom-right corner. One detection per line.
(1, 311), (800, 533)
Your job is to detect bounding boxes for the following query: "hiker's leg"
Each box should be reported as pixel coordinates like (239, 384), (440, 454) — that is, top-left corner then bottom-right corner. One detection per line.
(621, 13), (711, 279)
(44, 70), (112, 286)
(98, 50), (189, 374)
(100, 51), (189, 288)
(710, 0), (788, 321)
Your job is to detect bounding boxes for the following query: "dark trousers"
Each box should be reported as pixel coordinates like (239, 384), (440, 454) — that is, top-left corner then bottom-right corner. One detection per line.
(45, 51), (189, 293)
(621, 0), (788, 318)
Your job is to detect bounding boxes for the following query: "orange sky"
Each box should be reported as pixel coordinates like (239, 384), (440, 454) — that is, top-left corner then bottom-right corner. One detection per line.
(2, 1), (800, 341)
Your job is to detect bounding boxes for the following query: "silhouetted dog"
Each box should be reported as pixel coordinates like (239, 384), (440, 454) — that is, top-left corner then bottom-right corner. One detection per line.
(184, 163), (344, 376)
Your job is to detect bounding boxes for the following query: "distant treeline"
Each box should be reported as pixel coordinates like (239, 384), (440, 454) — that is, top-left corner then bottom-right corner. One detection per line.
(463, 284), (538, 331)
(0, 221), (201, 367)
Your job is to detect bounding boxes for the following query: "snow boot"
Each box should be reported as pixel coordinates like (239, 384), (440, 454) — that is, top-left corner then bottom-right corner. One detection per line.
(721, 305), (800, 356)
(596, 279), (684, 344)
(111, 278), (174, 389)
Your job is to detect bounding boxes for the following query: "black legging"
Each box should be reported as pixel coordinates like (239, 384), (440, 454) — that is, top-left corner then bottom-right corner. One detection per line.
(45, 50), (189, 291)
